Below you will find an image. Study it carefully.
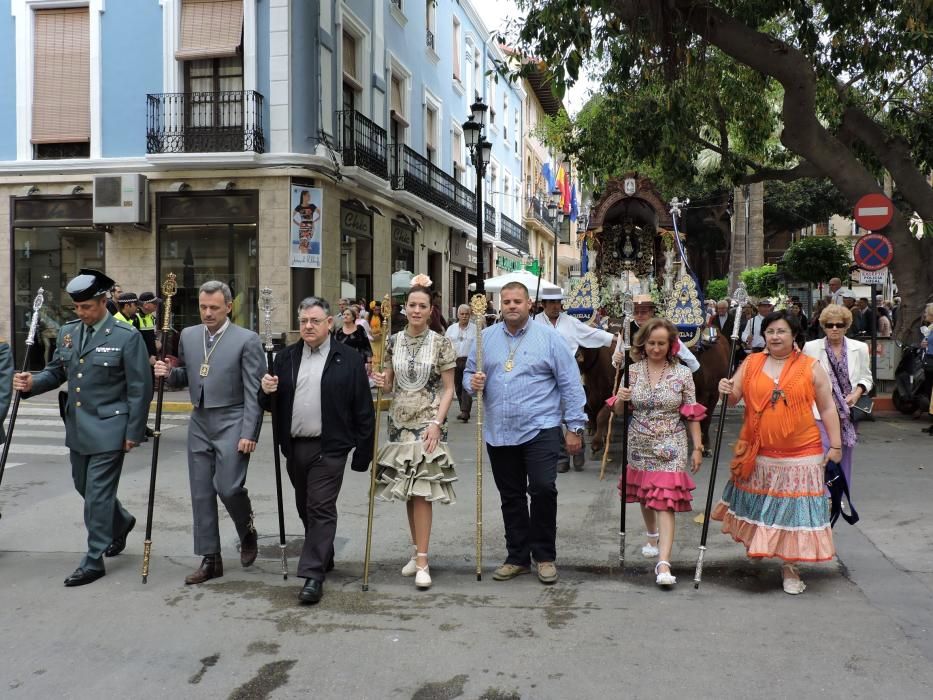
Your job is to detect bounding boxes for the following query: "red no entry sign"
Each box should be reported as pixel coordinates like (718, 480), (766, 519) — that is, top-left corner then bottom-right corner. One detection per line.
(853, 233), (894, 271)
(853, 193), (894, 230)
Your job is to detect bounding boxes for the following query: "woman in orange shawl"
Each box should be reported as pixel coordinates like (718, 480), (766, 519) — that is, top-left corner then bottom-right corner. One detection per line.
(713, 310), (842, 595)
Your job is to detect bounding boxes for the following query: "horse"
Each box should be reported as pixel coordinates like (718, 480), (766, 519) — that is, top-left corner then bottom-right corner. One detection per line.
(587, 329), (732, 458)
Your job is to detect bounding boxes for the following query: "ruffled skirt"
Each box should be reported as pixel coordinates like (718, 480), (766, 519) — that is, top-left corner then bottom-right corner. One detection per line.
(375, 440), (457, 504)
(712, 451), (834, 562)
(624, 467), (696, 512)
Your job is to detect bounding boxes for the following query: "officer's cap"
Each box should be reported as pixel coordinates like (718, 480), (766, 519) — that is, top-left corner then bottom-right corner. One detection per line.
(117, 292), (139, 305)
(65, 269), (115, 303)
(138, 291), (161, 303)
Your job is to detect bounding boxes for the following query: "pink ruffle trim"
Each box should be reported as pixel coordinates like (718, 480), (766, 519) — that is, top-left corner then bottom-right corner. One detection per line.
(679, 403), (707, 422)
(619, 467), (696, 512)
(605, 395), (618, 408)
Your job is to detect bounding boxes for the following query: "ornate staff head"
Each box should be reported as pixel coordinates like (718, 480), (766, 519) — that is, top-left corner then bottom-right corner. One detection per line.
(160, 273), (177, 332)
(730, 281), (749, 340)
(24, 288), (46, 347)
(259, 287), (276, 352)
(470, 293), (486, 323)
(621, 292), (635, 349)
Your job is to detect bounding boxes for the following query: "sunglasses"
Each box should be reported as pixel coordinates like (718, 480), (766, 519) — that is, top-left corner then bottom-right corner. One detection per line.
(823, 322), (847, 329)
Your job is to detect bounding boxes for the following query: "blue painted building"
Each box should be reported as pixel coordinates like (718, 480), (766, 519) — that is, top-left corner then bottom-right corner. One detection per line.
(0, 0), (527, 359)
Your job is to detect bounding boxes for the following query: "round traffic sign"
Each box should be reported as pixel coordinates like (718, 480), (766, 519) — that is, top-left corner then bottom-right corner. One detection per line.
(853, 193), (894, 230)
(853, 233), (894, 271)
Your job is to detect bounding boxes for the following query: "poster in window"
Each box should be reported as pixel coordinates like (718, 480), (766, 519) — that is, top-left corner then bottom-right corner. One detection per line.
(290, 185), (323, 268)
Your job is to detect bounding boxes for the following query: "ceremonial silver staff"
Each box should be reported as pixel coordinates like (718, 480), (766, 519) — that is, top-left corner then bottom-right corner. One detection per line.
(694, 282), (749, 589)
(616, 291), (635, 569)
(600, 274), (633, 480)
(470, 293), (486, 581)
(0, 288), (44, 517)
(260, 287), (288, 580)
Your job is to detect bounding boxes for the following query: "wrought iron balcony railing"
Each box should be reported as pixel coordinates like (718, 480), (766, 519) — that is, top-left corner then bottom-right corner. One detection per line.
(500, 213), (530, 253)
(337, 110), (388, 179)
(484, 202), (497, 236)
(146, 90), (265, 154)
(426, 28), (435, 50)
(524, 194), (559, 233)
(391, 144), (475, 224)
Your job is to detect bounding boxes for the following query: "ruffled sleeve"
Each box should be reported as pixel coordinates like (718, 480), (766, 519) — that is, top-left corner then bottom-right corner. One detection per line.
(679, 366), (705, 420)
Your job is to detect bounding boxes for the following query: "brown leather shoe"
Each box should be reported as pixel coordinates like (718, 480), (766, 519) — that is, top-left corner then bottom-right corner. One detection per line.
(240, 527), (258, 567)
(185, 555), (223, 585)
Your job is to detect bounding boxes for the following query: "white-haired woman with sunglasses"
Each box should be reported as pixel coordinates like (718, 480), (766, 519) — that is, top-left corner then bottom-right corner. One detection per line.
(803, 303), (873, 491)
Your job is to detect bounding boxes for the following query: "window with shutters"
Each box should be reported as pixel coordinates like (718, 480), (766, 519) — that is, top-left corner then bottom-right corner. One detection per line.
(425, 106), (438, 163)
(342, 31), (362, 113)
(452, 127), (465, 183)
(32, 7), (91, 159)
(452, 17), (461, 83)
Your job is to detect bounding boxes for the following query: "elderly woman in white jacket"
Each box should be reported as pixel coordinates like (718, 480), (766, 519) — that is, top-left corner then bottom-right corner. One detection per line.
(803, 303), (872, 491)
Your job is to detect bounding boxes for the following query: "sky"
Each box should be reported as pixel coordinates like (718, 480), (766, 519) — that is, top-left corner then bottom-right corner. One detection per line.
(480, 1), (598, 116)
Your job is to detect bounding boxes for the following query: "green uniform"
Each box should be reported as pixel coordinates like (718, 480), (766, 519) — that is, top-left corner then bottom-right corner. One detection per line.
(26, 313), (152, 571)
(0, 342), (11, 444)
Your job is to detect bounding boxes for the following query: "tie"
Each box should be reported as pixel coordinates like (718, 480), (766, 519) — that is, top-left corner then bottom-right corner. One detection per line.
(82, 325), (94, 351)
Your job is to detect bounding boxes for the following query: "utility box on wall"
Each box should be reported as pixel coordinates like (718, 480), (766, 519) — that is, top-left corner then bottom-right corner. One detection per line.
(92, 174), (149, 225)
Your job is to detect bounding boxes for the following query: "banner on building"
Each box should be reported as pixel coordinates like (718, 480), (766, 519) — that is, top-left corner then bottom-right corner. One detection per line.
(290, 185), (323, 268)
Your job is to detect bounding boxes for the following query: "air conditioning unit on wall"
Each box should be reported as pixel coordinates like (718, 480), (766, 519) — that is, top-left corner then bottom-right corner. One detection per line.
(92, 174), (149, 225)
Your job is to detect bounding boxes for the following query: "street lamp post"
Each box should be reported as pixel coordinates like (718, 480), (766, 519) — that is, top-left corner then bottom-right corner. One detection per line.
(547, 190), (565, 285)
(462, 100), (493, 294)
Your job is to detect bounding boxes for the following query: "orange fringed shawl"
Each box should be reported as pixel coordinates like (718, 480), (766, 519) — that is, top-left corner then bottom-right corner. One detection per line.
(730, 351), (821, 481)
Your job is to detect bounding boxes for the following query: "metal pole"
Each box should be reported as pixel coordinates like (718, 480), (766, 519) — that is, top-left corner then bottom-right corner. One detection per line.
(476, 154), (485, 295)
(870, 283), (877, 394)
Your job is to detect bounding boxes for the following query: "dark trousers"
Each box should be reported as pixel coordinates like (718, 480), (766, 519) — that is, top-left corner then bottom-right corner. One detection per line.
(286, 438), (346, 582)
(70, 450), (134, 572)
(486, 427), (562, 565)
(454, 357), (473, 417)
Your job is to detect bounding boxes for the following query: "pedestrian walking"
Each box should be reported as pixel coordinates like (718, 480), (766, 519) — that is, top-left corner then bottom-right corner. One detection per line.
(803, 304), (873, 492)
(153, 280), (265, 585)
(260, 296), (374, 604)
(713, 310), (842, 595)
(370, 275), (457, 590)
(464, 281), (587, 585)
(741, 298), (775, 353)
(613, 318), (705, 587)
(334, 307), (373, 367)
(12, 269), (151, 586)
(444, 304), (477, 422)
(537, 290), (615, 472)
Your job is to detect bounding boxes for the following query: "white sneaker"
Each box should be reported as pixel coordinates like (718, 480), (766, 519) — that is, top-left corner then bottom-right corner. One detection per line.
(415, 564), (432, 590)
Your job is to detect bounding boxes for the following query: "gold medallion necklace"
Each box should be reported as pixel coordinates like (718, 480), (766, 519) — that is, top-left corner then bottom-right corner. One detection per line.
(503, 330), (528, 372)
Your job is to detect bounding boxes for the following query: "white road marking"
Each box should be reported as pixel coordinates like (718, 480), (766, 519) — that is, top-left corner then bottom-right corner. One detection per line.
(7, 444), (71, 456)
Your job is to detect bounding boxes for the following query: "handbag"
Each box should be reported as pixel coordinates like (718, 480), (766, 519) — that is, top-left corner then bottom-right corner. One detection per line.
(825, 459), (859, 527)
(849, 393), (874, 423)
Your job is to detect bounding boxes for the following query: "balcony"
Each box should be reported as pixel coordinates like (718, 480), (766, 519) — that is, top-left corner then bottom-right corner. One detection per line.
(500, 213), (530, 253)
(426, 28), (435, 50)
(146, 91), (265, 154)
(484, 202), (497, 236)
(524, 194), (559, 233)
(337, 110), (388, 179)
(391, 144), (475, 223)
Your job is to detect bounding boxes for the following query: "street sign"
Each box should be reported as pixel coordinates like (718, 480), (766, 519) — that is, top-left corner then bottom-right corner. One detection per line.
(859, 268), (887, 285)
(853, 193), (894, 230)
(853, 233), (894, 271)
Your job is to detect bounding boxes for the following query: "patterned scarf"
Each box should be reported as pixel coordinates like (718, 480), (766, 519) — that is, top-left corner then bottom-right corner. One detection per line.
(824, 338), (858, 448)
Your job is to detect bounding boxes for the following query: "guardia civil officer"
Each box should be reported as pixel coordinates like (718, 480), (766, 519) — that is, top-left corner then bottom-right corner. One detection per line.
(13, 269), (152, 587)
(154, 280), (265, 585)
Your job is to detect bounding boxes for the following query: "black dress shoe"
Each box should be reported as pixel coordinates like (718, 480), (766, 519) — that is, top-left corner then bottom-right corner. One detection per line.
(105, 516), (136, 557)
(298, 578), (323, 604)
(240, 527), (258, 567)
(64, 567), (105, 587)
(185, 555), (223, 585)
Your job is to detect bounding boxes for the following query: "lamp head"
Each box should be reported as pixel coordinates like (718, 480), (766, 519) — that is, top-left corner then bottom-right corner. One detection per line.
(462, 117), (481, 149)
(479, 140), (493, 167)
(470, 99), (488, 127)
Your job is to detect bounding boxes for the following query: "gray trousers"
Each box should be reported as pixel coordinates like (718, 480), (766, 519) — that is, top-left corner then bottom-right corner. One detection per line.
(188, 404), (253, 556)
(70, 450), (134, 572)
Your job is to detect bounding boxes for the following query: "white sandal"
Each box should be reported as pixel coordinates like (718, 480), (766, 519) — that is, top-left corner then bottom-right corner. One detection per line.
(655, 560), (676, 587)
(641, 532), (660, 558)
(781, 564), (806, 595)
(414, 553), (431, 590)
(401, 545), (418, 576)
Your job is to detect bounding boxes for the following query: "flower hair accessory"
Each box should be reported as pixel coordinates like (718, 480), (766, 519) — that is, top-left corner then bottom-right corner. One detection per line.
(410, 273), (433, 288)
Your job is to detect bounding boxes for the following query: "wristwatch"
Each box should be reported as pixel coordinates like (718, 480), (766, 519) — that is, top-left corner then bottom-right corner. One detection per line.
(572, 427), (585, 438)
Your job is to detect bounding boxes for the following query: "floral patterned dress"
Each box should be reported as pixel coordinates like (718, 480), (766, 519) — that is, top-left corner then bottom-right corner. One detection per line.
(375, 328), (458, 503)
(624, 360), (699, 512)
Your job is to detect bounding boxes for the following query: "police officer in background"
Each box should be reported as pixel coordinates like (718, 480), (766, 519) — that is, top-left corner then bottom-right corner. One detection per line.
(13, 269), (152, 587)
(113, 292), (140, 328)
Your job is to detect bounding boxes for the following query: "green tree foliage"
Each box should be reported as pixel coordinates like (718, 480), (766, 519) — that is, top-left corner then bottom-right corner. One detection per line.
(705, 277), (729, 300)
(740, 264), (781, 299)
(781, 237), (851, 285)
(507, 0), (933, 336)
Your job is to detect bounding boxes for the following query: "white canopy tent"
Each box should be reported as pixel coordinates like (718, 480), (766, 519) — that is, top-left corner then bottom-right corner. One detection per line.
(470, 270), (561, 296)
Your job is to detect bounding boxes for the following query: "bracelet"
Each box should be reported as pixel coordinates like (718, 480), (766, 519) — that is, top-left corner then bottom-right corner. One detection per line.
(429, 419), (442, 427)
(829, 445), (842, 449)
(693, 447), (704, 452)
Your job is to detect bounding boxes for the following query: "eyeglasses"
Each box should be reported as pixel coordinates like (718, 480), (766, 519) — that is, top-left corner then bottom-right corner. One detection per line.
(823, 322), (847, 329)
(298, 317), (328, 327)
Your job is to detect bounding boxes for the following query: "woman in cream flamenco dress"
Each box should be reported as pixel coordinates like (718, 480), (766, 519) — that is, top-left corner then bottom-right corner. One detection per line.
(371, 275), (457, 589)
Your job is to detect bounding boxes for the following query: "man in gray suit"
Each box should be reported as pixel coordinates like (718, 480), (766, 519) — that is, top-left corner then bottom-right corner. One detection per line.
(13, 269), (151, 586)
(154, 280), (265, 584)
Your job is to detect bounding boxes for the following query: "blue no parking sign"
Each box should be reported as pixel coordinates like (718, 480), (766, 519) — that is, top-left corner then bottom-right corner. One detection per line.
(853, 234), (894, 271)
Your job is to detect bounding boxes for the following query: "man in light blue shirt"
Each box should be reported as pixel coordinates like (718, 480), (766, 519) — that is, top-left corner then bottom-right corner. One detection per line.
(465, 282), (587, 585)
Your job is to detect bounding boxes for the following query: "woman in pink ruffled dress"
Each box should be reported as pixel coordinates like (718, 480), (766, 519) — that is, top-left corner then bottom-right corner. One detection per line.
(614, 318), (705, 588)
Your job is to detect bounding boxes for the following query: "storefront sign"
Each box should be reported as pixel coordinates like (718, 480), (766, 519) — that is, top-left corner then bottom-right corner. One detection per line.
(392, 223), (414, 249)
(290, 186), (323, 268)
(497, 254), (523, 273)
(449, 232), (478, 269)
(341, 204), (373, 239)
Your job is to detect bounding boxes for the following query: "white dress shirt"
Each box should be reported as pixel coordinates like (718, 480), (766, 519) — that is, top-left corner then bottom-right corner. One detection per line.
(444, 321), (477, 358)
(291, 336), (330, 438)
(536, 312), (614, 357)
(743, 314), (768, 350)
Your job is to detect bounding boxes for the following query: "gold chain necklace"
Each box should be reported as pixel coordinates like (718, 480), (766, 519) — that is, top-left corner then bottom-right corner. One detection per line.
(503, 330), (528, 372)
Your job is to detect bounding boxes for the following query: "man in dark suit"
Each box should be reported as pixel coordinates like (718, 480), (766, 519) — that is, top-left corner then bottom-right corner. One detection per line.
(154, 280), (265, 585)
(260, 296), (374, 604)
(709, 300), (736, 334)
(13, 269), (151, 586)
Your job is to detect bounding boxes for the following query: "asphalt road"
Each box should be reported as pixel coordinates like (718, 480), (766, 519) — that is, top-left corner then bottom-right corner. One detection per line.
(1, 392), (932, 699)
